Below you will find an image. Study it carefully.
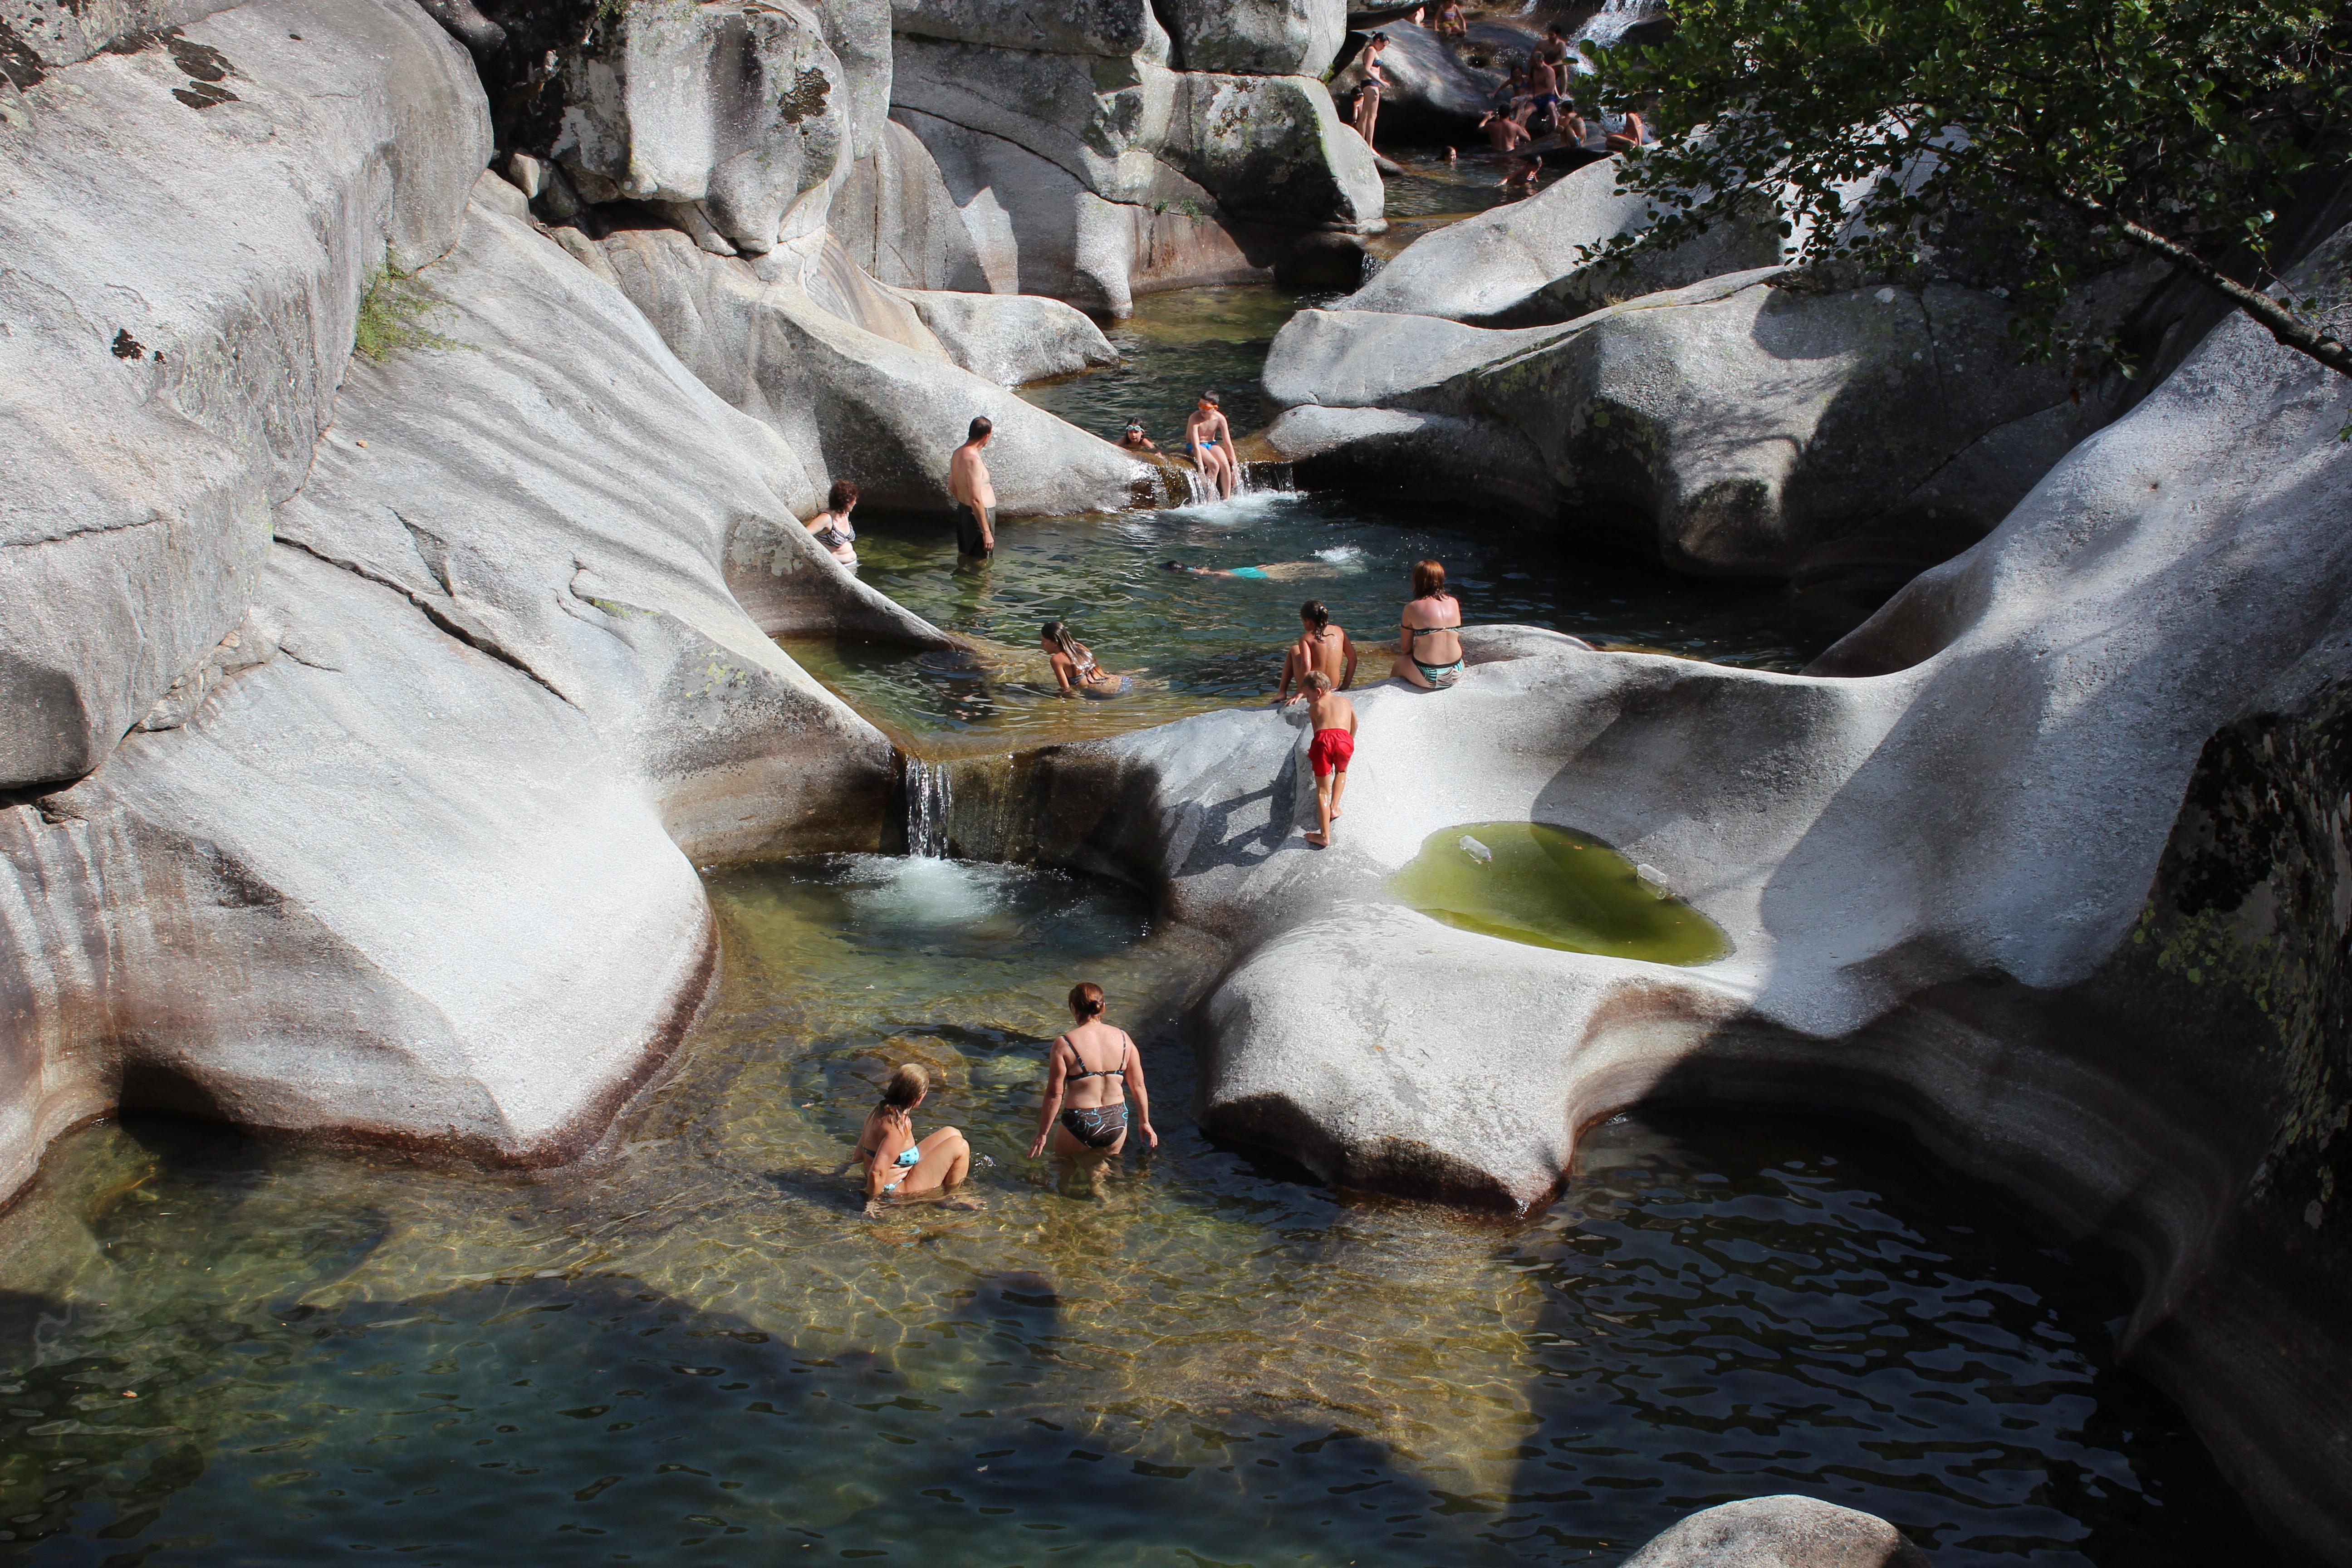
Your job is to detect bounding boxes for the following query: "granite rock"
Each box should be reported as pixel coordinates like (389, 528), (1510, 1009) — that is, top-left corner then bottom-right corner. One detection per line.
(1620, 1497), (1930, 1568)
(1161, 0), (1344, 77)
(0, 0), (489, 789)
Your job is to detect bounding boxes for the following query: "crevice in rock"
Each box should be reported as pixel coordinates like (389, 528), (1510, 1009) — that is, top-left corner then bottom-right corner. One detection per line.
(272, 536), (576, 709)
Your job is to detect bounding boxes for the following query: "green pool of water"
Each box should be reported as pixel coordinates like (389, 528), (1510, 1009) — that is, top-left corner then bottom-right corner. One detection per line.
(0, 856), (2270, 1564)
(1391, 822), (1734, 964)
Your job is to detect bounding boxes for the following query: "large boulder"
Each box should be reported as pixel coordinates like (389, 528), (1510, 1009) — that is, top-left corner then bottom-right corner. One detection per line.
(1346, 154), (1787, 323)
(1621, 1498), (1931, 1568)
(1161, 0), (1344, 76)
(592, 223), (1152, 516)
(0, 187), (938, 1205)
(890, 289), (1119, 384)
(887, 24), (1381, 308)
(965, 226), (2352, 1564)
(0, 0), (227, 73)
(889, 0), (1166, 59)
(0, 0), (488, 791)
(1261, 267), (2145, 578)
(1329, 21), (1497, 137)
(831, 115), (995, 290)
(550, 0), (850, 255)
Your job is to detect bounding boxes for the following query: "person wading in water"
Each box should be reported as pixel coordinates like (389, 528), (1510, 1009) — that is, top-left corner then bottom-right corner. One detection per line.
(949, 415), (996, 563)
(1030, 982), (1157, 1163)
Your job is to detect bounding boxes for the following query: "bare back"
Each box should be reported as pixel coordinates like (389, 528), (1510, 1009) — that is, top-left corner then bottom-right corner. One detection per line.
(1057, 1020), (1132, 1109)
(949, 441), (995, 511)
(1294, 625), (1352, 684)
(1307, 689), (1357, 736)
(1402, 593), (1462, 665)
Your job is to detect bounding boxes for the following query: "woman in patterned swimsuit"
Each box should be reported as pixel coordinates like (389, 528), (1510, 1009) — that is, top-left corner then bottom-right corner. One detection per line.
(1028, 983), (1159, 1160)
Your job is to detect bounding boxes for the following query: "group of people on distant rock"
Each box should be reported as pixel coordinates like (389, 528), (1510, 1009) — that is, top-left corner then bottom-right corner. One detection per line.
(855, 981), (1159, 1210)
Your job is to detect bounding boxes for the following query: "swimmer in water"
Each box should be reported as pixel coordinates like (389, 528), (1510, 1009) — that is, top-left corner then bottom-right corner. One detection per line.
(1162, 559), (1359, 582)
(854, 1063), (971, 1210)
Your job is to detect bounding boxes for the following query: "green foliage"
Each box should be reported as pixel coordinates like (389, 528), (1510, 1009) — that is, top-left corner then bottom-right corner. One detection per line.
(353, 257), (461, 363)
(1584, 0), (2352, 378)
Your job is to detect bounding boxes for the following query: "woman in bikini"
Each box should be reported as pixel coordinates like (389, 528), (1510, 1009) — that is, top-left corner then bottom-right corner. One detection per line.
(853, 1063), (971, 1207)
(1042, 618), (1132, 698)
(805, 478), (859, 569)
(1391, 558), (1465, 688)
(1029, 983), (1157, 1161)
(1279, 599), (1357, 703)
(1350, 33), (1390, 153)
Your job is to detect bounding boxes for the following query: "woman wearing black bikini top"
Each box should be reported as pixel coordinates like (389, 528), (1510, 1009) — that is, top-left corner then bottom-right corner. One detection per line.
(1029, 982), (1158, 1159)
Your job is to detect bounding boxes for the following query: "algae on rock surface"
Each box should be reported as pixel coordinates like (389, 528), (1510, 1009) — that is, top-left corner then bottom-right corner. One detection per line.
(1389, 821), (1733, 964)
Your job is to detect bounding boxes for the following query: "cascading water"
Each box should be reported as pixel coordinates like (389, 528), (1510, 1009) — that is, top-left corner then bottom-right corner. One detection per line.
(1565, 0), (1670, 52)
(902, 754), (953, 858)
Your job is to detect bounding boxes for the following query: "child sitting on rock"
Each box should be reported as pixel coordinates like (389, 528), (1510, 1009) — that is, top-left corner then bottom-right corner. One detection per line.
(1301, 671), (1357, 849)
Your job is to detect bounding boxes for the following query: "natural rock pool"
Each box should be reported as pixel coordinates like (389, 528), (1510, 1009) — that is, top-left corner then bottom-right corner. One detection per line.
(784, 265), (1882, 754)
(0, 856), (2271, 1563)
(1391, 823), (1734, 963)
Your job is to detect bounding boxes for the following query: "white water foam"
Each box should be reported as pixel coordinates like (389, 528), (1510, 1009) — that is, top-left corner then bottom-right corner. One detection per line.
(1160, 489), (1304, 528)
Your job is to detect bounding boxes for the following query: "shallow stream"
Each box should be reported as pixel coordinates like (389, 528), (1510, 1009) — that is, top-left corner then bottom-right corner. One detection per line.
(0, 179), (2275, 1565)
(0, 857), (2272, 1564)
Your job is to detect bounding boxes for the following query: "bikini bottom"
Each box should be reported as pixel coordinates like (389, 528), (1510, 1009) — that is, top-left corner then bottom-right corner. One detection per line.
(1058, 1103), (1128, 1150)
(1081, 674), (1135, 700)
(1413, 657), (1465, 688)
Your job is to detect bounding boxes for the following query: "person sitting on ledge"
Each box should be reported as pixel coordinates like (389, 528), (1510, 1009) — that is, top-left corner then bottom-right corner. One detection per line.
(1117, 421), (1158, 452)
(805, 478), (859, 569)
(1183, 390), (1238, 500)
(1392, 557), (1465, 688)
(1029, 982), (1157, 1161)
(854, 1063), (970, 1209)
(1042, 618), (1132, 698)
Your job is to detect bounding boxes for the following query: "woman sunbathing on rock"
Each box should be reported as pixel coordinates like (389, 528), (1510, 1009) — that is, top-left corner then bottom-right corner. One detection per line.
(855, 1063), (971, 1210)
(1392, 557), (1465, 688)
(1042, 618), (1132, 698)
(1029, 983), (1157, 1161)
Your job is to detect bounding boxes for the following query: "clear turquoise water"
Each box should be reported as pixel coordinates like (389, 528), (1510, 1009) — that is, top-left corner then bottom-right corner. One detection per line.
(0, 858), (2271, 1565)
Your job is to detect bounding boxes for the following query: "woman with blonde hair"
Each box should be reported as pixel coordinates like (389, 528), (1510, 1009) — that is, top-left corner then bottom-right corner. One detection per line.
(1029, 983), (1157, 1159)
(854, 1063), (971, 1204)
(1392, 559), (1465, 688)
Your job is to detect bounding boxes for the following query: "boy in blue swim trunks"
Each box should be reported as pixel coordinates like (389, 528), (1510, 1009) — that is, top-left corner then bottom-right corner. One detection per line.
(1184, 391), (1237, 500)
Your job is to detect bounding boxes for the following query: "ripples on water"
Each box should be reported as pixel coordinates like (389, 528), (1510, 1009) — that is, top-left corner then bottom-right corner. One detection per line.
(800, 260), (1884, 752)
(0, 858), (2268, 1564)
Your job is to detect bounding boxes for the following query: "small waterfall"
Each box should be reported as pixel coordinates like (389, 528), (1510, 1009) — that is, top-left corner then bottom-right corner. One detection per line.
(902, 755), (953, 859)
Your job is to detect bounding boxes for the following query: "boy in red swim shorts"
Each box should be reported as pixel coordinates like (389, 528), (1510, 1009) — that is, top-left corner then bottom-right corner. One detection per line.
(1301, 671), (1357, 849)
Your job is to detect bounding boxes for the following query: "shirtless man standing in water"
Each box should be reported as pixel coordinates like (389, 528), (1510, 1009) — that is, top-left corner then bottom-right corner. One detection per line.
(1184, 391), (1237, 500)
(949, 415), (996, 562)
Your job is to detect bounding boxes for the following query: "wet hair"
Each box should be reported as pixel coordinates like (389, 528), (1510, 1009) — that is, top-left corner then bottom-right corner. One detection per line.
(1301, 599), (1330, 632)
(827, 478), (859, 512)
(1068, 982), (1105, 1019)
(968, 415), (993, 441)
(880, 1062), (928, 1112)
(1305, 671), (1333, 691)
(1199, 389), (1220, 405)
(1412, 559), (1451, 600)
(1041, 618), (1082, 661)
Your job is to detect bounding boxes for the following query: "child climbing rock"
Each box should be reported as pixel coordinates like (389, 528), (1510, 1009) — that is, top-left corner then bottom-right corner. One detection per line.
(1302, 671), (1357, 848)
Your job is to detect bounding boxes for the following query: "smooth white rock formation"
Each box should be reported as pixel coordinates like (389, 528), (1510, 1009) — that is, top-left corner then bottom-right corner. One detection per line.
(0, 0), (489, 789)
(1620, 1497), (1930, 1568)
(831, 115), (995, 291)
(890, 0), (1168, 59)
(592, 224), (1153, 516)
(552, 0), (849, 255)
(1345, 155), (1785, 323)
(0, 188), (929, 1201)
(1161, 0), (1343, 76)
(891, 289), (1120, 385)
(1261, 267), (2131, 575)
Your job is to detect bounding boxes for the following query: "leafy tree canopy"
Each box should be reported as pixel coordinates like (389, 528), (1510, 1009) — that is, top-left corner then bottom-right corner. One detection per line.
(1583, 0), (2352, 378)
